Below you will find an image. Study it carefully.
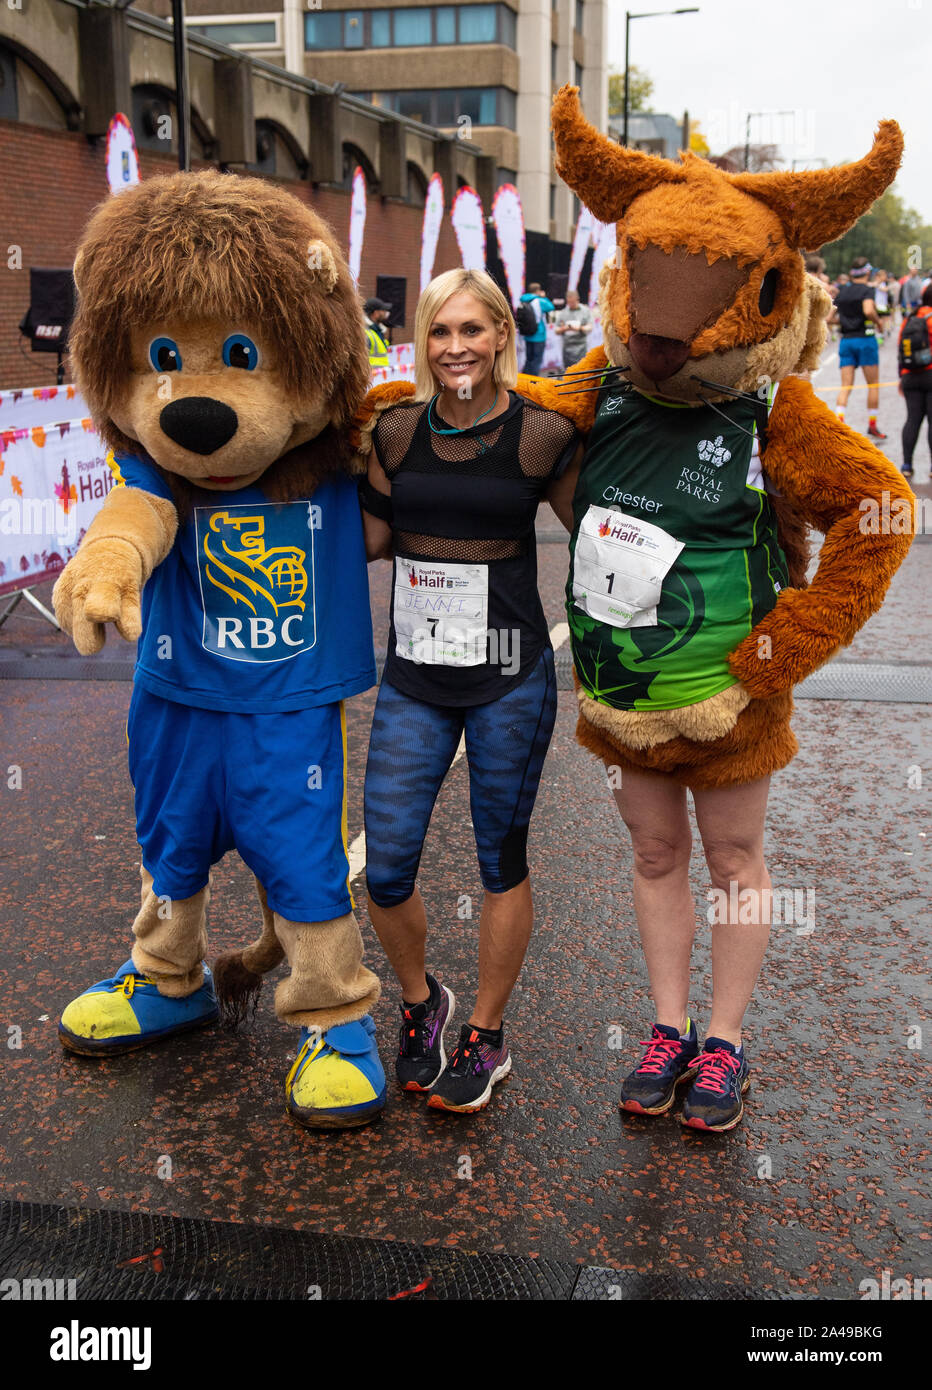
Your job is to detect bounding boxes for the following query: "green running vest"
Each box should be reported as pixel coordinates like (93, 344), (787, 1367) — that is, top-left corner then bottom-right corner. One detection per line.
(566, 381), (789, 711)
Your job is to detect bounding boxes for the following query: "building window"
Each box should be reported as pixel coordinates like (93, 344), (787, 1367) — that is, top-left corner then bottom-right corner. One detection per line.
(459, 3), (497, 42)
(344, 11), (364, 47)
(435, 89), (457, 124)
(0, 44), (18, 121)
(395, 89), (432, 122)
(436, 6), (456, 42)
(306, 5), (516, 51)
(189, 19), (277, 44)
(497, 167), (517, 186)
(373, 87), (516, 129)
(551, 43), (557, 81)
(574, 62), (583, 86)
(305, 12), (343, 48)
(550, 184), (556, 219)
(575, 0), (583, 32)
(394, 8), (432, 44)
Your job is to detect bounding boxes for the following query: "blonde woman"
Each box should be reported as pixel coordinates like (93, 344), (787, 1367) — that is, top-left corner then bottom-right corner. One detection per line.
(360, 268), (581, 1113)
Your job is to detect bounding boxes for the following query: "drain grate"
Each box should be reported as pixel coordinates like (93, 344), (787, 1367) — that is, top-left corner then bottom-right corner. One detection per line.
(0, 1199), (796, 1301)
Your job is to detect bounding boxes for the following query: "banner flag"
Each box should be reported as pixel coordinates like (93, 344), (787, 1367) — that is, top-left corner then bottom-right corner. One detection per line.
(348, 166), (367, 287)
(491, 184), (525, 309)
(450, 187), (486, 271)
(420, 173), (445, 293)
(589, 220), (616, 309)
(568, 205), (597, 296)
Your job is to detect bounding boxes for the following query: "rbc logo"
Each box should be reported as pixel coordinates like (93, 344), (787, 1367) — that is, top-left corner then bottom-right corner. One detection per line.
(196, 503), (318, 662)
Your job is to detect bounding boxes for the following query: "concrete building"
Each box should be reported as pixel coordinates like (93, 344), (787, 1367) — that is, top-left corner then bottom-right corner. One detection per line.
(607, 111), (689, 160)
(0, 0), (500, 384)
(134, 0), (609, 240)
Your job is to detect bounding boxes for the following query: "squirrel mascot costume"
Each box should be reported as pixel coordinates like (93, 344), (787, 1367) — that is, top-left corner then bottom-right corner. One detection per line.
(54, 171), (386, 1130)
(370, 88), (914, 786)
(532, 88), (914, 783)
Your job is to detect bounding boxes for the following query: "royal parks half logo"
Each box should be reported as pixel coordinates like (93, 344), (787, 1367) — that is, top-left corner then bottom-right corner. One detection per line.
(195, 502), (318, 662)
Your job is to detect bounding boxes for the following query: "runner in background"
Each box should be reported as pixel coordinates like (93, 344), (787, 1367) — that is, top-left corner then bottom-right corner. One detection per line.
(898, 283), (932, 480)
(830, 257), (887, 439)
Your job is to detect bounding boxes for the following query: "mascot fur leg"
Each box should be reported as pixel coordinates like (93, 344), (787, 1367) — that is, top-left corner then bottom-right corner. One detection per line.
(214, 886), (385, 1129)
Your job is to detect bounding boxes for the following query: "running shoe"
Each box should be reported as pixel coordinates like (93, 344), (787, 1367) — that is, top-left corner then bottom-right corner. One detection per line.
(680, 1036), (750, 1131)
(902, 468), (914, 478)
(396, 973), (455, 1091)
(619, 1019), (699, 1115)
(866, 423), (888, 440)
(59, 959), (218, 1056)
(286, 1015), (386, 1130)
(427, 1025), (511, 1113)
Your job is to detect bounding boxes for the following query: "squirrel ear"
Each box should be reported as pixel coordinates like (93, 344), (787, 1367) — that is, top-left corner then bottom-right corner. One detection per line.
(552, 84), (686, 222)
(306, 239), (339, 294)
(730, 120), (904, 251)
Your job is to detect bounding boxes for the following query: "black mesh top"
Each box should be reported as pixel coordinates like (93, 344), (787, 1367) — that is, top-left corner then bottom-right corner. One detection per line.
(372, 390), (579, 704)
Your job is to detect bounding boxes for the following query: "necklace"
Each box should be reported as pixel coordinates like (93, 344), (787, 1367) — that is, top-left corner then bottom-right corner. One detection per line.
(429, 389), (500, 456)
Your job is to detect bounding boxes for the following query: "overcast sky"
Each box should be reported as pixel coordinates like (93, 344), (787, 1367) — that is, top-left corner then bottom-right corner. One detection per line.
(606, 0), (932, 252)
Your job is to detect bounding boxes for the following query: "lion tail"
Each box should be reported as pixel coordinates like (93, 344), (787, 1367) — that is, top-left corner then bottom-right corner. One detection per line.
(213, 880), (285, 1028)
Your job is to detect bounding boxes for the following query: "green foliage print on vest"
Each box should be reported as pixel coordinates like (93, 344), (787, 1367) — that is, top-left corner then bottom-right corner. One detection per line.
(569, 604), (658, 705)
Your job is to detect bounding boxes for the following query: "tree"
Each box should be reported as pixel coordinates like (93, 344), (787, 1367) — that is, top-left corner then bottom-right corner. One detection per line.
(821, 188), (932, 278)
(688, 120), (709, 157)
(608, 66), (654, 118)
(721, 143), (783, 172)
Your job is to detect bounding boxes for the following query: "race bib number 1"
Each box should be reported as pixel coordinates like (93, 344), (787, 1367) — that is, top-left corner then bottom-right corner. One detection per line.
(394, 557), (489, 665)
(573, 505), (683, 629)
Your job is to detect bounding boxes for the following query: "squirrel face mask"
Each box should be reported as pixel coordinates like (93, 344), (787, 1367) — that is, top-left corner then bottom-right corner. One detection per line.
(552, 86), (904, 403)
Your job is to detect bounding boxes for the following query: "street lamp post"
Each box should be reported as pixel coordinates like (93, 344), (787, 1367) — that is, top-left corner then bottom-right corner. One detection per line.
(171, 0), (191, 172)
(743, 110), (793, 172)
(622, 8), (699, 148)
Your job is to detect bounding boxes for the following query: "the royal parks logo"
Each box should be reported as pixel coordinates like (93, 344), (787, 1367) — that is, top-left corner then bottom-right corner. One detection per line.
(697, 435), (732, 467)
(195, 503), (317, 662)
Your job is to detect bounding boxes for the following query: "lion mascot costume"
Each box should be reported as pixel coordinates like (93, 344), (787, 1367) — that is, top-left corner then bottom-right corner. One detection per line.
(53, 171), (386, 1131)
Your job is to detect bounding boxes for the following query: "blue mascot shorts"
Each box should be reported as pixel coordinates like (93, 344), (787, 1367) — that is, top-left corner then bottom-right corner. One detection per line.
(127, 686), (354, 922)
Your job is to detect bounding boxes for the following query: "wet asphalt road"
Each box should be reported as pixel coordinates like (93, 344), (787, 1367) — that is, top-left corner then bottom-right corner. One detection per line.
(0, 336), (928, 1297)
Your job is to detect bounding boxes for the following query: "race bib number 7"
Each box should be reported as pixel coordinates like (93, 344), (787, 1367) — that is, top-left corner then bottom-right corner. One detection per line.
(573, 505), (683, 629)
(394, 557), (489, 665)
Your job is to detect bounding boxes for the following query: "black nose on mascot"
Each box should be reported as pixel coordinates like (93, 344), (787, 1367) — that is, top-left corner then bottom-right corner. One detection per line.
(160, 397), (239, 455)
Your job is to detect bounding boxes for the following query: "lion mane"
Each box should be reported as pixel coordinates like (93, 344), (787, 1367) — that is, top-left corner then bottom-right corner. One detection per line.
(69, 169), (370, 507)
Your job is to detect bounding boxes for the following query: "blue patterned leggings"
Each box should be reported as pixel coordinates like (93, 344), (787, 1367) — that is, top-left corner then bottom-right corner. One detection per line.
(364, 648), (558, 906)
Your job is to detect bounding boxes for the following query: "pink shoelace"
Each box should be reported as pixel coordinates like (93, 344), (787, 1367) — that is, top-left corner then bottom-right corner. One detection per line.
(687, 1047), (740, 1095)
(635, 1029), (684, 1075)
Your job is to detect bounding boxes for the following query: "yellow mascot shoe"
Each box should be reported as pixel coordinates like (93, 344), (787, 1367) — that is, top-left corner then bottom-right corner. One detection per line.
(285, 1017), (386, 1130)
(59, 960), (218, 1056)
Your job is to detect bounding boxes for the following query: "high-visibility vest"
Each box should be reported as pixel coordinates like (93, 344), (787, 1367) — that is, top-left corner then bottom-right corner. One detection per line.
(366, 325), (389, 369)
